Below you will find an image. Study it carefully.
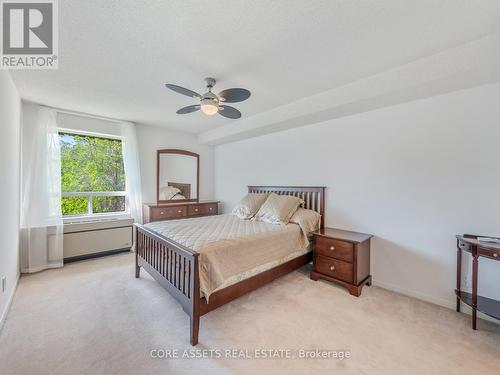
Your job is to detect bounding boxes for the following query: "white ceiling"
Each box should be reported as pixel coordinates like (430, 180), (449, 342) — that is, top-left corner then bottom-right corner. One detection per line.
(11, 0), (500, 135)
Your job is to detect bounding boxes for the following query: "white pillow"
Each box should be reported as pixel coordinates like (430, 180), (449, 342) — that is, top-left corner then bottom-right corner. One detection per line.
(289, 208), (321, 233)
(232, 193), (269, 219)
(253, 193), (304, 224)
(159, 186), (181, 200)
(170, 194), (186, 200)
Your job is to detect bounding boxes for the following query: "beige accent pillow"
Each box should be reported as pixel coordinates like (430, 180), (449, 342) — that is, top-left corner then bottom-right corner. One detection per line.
(254, 193), (304, 224)
(289, 208), (321, 233)
(232, 193), (269, 219)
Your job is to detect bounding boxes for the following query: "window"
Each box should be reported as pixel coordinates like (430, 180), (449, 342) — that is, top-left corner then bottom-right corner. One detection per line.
(59, 132), (126, 216)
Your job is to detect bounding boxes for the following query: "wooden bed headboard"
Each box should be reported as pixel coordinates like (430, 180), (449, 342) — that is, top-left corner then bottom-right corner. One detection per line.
(247, 186), (326, 228)
(168, 182), (191, 199)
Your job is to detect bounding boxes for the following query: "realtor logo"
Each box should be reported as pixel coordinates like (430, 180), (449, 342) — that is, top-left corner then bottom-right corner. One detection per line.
(1, 0), (58, 69)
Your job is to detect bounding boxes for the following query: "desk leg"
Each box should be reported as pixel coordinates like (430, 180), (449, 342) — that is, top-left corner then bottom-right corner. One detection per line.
(472, 252), (478, 330)
(456, 244), (462, 312)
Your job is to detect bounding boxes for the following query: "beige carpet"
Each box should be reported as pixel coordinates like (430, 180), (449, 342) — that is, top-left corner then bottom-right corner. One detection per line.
(0, 252), (499, 375)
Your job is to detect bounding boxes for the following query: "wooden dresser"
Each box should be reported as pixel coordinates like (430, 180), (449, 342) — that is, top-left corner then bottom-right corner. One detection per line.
(310, 227), (373, 297)
(143, 200), (219, 223)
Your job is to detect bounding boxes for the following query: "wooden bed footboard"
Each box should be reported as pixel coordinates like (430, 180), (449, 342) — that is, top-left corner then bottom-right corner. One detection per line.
(136, 222), (312, 346)
(135, 224), (201, 345)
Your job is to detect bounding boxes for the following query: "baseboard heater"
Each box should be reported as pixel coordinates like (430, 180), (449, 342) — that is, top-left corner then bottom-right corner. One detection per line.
(63, 218), (134, 263)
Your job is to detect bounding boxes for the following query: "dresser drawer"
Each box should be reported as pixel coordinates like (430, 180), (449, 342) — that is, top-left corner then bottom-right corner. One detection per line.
(315, 237), (354, 263)
(151, 206), (187, 221)
(478, 246), (500, 261)
(315, 255), (353, 283)
(188, 203), (217, 216)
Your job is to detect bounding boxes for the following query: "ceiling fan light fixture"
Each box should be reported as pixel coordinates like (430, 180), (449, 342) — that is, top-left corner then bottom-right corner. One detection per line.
(165, 78), (249, 119)
(200, 98), (219, 115)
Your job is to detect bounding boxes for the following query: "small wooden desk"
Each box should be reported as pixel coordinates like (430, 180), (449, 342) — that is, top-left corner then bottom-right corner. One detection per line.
(455, 234), (500, 329)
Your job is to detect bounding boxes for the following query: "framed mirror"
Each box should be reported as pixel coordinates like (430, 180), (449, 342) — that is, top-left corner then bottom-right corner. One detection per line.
(157, 149), (199, 203)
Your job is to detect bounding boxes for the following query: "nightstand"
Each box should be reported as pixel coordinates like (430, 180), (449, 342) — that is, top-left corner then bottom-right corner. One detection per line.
(310, 227), (373, 296)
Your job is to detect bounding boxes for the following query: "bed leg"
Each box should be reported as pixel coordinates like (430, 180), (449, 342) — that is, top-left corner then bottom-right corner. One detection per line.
(190, 312), (200, 346)
(135, 264), (140, 278)
(134, 244), (140, 278)
(135, 248), (140, 278)
(190, 256), (201, 346)
(135, 225), (140, 278)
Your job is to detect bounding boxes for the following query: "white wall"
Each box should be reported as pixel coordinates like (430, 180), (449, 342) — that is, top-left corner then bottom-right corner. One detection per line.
(22, 103), (215, 206)
(0, 72), (21, 326)
(136, 124), (213, 203)
(214, 82), (500, 311)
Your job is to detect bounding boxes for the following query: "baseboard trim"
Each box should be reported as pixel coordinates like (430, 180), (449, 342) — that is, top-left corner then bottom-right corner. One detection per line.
(0, 272), (20, 332)
(372, 279), (455, 309)
(372, 278), (499, 325)
(63, 247), (131, 263)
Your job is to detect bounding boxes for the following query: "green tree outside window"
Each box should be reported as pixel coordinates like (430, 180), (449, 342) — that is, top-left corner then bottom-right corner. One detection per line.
(59, 133), (126, 215)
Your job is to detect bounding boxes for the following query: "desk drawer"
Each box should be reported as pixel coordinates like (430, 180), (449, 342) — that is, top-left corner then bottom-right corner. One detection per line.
(315, 255), (353, 283)
(188, 203), (217, 216)
(315, 237), (354, 263)
(478, 247), (500, 261)
(151, 206), (187, 220)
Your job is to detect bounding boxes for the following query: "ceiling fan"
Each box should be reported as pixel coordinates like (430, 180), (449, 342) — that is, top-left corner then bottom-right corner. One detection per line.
(165, 78), (250, 119)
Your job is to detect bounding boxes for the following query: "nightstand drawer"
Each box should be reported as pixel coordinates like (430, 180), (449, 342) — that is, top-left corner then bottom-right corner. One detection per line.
(315, 255), (353, 283)
(151, 206), (187, 220)
(315, 237), (354, 263)
(188, 203), (217, 216)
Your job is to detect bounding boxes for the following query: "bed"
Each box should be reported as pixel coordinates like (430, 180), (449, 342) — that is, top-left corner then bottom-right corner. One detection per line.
(158, 182), (189, 200)
(134, 186), (325, 345)
(167, 182), (190, 199)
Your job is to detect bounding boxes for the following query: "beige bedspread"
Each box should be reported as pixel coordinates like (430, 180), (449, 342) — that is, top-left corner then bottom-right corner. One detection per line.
(144, 214), (310, 299)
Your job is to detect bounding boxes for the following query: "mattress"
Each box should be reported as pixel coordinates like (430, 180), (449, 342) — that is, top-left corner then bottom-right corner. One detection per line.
(144, 214), (310, 299)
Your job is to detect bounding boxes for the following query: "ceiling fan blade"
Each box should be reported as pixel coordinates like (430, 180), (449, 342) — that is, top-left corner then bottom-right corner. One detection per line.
(217, 88), (251, 103)
(176, 105), (200, 114)
(218, 105), (241, 119)
(165, 84), (201, 98)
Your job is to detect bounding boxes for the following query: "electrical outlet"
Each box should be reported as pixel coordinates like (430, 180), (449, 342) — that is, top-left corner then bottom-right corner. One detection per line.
(1, 276), (6, 293)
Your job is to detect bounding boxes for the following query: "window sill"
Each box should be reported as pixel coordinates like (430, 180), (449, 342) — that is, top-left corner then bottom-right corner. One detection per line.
(63, 213), (132, 225)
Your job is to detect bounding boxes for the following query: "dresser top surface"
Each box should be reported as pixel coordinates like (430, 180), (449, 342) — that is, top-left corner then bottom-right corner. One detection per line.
(144, 200), (219, 208)
(313, 227), (373, 243)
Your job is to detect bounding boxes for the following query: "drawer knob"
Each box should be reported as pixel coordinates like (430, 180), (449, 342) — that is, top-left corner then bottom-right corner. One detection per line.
(160, 211), (164, 215)
(178, 210), (182, 213)
(209, 207), (213, 210)
(195, 208), (198, 211)
(494, 253), (498, 258)
(330, 246), (335, 251)
(329, 265), (335, 271)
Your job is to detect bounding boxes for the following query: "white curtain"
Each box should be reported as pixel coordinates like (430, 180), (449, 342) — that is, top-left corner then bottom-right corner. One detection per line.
(20, 108), (64, 273)
(121, 121), (143, 225)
